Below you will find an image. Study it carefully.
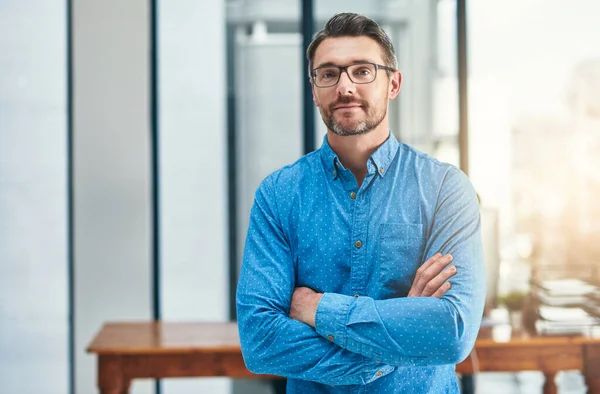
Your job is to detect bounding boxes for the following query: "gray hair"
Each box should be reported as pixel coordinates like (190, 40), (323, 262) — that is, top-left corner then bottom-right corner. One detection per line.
(306, 13), (398, 77)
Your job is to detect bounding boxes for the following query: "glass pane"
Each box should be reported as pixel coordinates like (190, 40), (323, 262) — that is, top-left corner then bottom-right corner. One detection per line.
(470, 9), (599, 393)
(0, 2), (68, 393)
(432, 0), (460, 166)
(469, 0), (600, 292)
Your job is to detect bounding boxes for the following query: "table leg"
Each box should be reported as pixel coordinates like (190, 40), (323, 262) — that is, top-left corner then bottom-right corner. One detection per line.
(584, 343), (600, 394)
(98, 355), (131, 394)
(543, 373), (557, 394)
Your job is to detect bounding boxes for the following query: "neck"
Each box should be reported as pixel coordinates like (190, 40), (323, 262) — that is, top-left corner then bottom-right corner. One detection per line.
(327, 125), (389, 187)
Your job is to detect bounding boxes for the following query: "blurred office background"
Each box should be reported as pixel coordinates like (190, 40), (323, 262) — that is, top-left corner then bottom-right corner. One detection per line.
(1, 0), (600, 393)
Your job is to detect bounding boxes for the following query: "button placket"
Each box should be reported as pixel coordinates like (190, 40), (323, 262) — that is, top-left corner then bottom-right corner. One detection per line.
(349, 180), (370, 299)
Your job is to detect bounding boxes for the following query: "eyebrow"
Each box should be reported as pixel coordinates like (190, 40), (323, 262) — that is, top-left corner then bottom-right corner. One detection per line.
(313, 59), (376, 69)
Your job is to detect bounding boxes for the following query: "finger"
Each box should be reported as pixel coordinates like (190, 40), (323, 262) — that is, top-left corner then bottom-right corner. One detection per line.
(415, 253), (443, 276)
(409, 253), (444, 296)
(431, 281), (452, 298)
(419, 254), (453, 287)
(420, 265), (456, 296)
(410, 254), (453, 296)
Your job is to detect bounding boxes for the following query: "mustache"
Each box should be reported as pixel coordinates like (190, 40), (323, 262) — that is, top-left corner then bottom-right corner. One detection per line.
(329, 97), (368, 111)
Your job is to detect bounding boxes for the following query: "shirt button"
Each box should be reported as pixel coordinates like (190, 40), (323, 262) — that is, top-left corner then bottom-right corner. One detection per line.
(350, 191), (357, 199)
(354, 240), (362, 248)
(376, 371), (383, 377)
(327, 335), (334, 341)
(379, 167), (384, 174)
(353, 294), (359, 298)
(376, 359), (381, 363)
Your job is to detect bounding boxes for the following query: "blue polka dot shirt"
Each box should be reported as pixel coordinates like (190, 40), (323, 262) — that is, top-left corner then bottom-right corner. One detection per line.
(236, 133), (486, 393)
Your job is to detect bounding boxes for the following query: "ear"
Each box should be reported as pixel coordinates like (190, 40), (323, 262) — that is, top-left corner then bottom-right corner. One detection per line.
(388, 71), (402, 100)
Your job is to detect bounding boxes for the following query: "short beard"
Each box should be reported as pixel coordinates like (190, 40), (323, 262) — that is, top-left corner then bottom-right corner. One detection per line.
(322, 96), (387, 136)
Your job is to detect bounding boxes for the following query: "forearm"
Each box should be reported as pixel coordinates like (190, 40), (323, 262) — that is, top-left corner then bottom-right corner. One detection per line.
(314, 293), (483, 367)
(237, 298), (394, 385)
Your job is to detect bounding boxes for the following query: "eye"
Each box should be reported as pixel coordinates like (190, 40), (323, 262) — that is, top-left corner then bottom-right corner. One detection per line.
(353, 67), (372, 76)
(319, 69), (338, 80)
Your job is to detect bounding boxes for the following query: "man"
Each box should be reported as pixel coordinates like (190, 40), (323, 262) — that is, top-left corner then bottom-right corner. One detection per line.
(236, 12), (485, 393)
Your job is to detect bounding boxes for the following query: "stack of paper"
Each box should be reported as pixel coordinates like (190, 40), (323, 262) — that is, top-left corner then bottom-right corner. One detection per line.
(535, 279), (597, 307)
(534, 279), (600, 335)
(536, 306), (599, 335)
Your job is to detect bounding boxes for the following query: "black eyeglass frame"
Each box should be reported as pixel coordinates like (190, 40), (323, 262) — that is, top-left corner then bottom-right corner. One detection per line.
(310, 62), (397, 88)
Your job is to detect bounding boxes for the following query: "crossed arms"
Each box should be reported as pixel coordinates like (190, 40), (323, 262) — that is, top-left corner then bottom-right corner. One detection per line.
(236, 169), (486, 386)
(289, 252), (457, 327)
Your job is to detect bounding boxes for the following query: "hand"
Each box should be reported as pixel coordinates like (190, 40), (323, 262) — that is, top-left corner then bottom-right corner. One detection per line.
(408, 253), (456, 298)
(289, 287), (323, 328)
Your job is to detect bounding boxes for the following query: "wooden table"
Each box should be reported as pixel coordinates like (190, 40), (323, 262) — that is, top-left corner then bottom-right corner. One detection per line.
(87, 322), (600, 394)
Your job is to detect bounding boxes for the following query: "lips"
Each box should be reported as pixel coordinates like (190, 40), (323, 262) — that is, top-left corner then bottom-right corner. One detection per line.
(334, 104), (362, 110)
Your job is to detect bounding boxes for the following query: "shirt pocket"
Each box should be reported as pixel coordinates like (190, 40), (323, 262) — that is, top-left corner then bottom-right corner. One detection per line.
(379, 223), (425, 294)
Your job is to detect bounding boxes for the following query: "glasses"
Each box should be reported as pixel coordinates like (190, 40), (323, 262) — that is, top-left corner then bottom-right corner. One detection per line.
(311, 62), (396, 88)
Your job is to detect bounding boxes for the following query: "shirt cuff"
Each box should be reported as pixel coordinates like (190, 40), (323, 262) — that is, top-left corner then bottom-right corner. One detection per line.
(315, 292), (353, 348)
(365, 364), (396, 384)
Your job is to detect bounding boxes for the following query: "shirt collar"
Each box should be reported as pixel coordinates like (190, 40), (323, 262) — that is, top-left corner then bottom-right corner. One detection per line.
(369, 132), (400, 178)
(319, 135), (339, 178)
(319, 132), (400, 179)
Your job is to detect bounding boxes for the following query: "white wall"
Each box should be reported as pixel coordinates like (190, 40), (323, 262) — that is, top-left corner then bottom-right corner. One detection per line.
(0, 2), (68, 393)
(158, 0), (230, 393)
(72, 1), (153, 393)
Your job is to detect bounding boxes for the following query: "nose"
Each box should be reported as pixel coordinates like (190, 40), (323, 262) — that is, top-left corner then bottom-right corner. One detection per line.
(335, 70), (356, 96)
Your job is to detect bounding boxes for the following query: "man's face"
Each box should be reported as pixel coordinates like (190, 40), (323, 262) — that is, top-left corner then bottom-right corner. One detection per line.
(311, 36), (401, 136)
